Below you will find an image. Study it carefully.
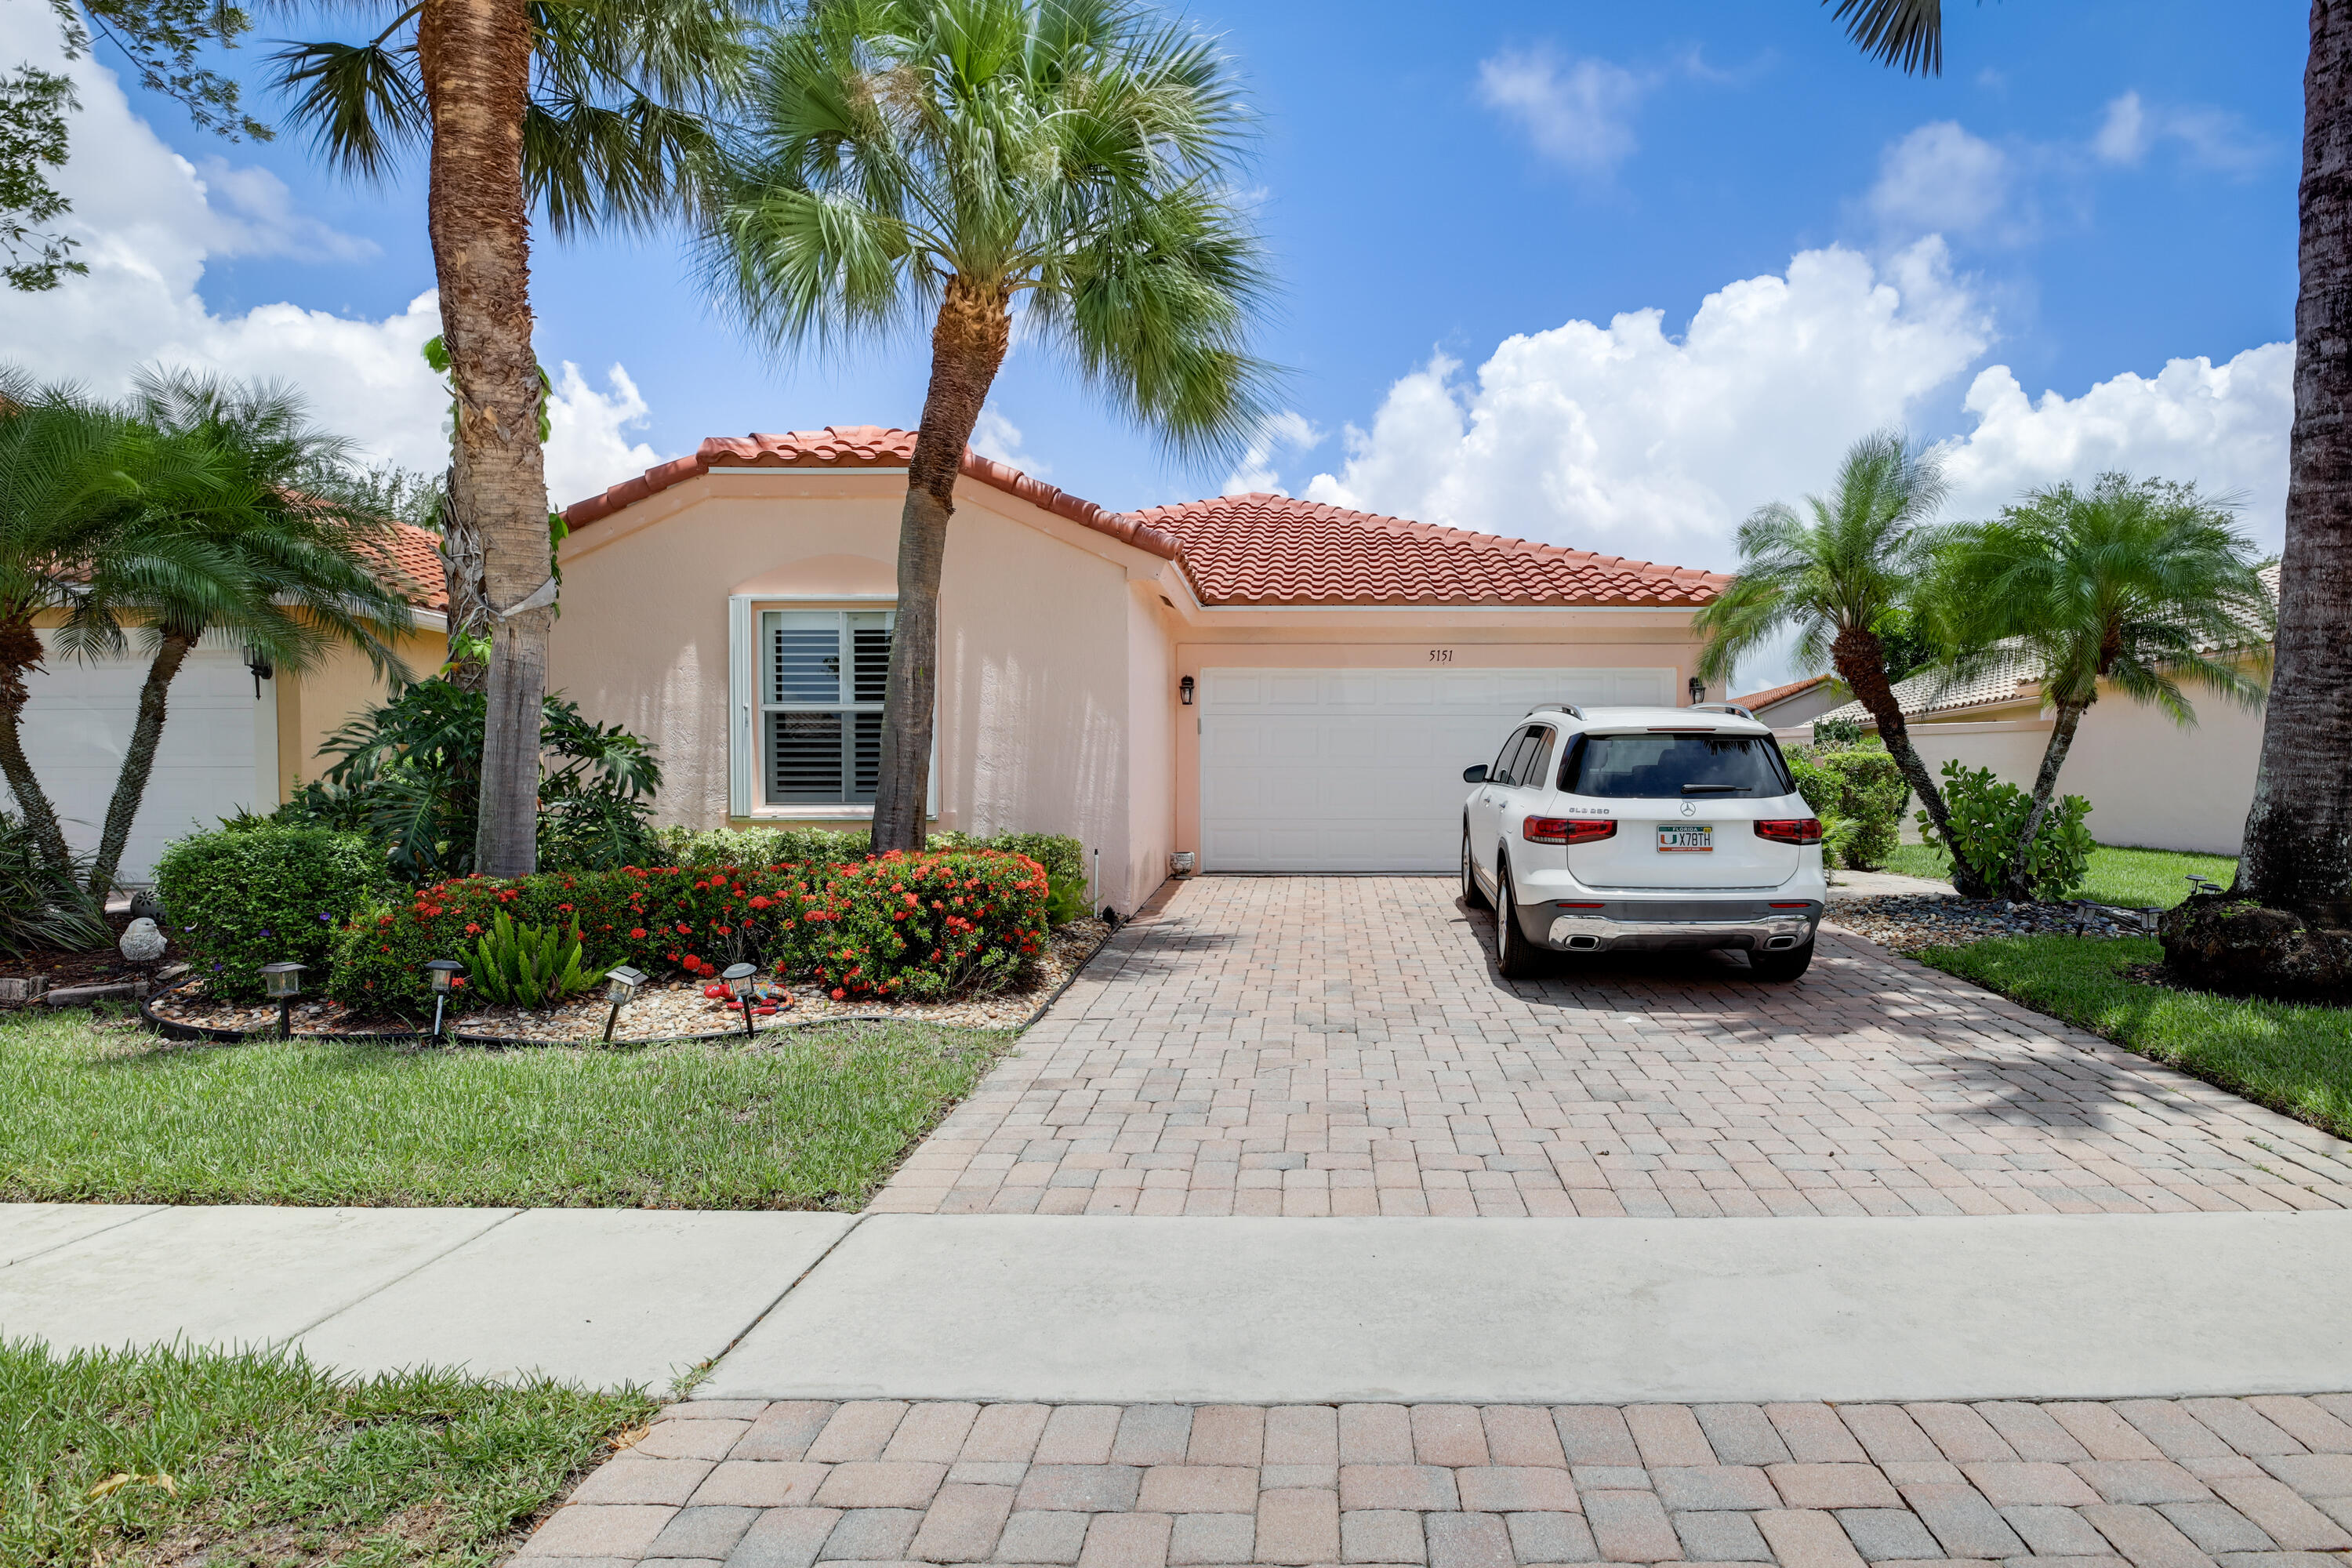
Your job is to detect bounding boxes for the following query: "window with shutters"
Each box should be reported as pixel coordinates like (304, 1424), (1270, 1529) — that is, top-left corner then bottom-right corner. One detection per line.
(757, 609), (894, 805)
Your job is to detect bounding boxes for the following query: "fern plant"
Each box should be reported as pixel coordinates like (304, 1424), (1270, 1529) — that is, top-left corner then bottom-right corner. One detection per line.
(468, 912), (611, 1008)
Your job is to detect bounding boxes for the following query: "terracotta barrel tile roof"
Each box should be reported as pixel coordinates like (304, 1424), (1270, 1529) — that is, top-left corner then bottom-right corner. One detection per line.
(561, 426), (1725, 609)
(375, 521), (449, 611)
(1731, 673), (1836, 710)
(1131, 492), (1727, 607)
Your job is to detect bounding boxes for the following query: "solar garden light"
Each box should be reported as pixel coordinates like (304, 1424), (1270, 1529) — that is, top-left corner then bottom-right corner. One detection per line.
(601, 964), (647, 1043)
(720, 962), (759, 1037)
(260, 961), (306, 1039)
(421, 958), (466, 1042)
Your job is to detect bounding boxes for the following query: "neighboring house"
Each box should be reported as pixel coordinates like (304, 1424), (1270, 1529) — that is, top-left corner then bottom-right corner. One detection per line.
(1814, 571), (2277, 856)
(11, 522), (450, 884)
(554, 426), (1730, 910)
(1730, 673), (1847, 730)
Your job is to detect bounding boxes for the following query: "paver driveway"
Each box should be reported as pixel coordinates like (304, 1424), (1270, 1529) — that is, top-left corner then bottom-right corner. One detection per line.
(873, 877), (2352, 1219)
(522, 1393), (2352, 1568)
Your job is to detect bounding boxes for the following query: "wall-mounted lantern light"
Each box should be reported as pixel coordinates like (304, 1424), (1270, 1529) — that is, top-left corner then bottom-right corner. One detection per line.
(260, 961), (306, 1038)
(601, 964), (646, 1043)
(1179, 675), (1196, 706)
(1687, 676), (1706, 705)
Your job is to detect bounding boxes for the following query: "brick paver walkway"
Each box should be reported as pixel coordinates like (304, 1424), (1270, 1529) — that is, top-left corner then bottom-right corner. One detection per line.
(873, 877), (2352, 1219)
(517, 1395), (2352, 1568)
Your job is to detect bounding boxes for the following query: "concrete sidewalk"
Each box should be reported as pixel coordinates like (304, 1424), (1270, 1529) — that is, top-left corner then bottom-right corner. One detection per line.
(8, 1204), (2349, 1403)
(0, 1202), (855, 1389)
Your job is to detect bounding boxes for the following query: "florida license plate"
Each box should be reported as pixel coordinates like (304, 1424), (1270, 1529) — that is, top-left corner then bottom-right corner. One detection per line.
(1657, 825), (1714, 853)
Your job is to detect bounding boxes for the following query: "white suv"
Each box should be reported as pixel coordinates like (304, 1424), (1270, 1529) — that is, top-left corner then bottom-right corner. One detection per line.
(1461, 704), (1828, 981)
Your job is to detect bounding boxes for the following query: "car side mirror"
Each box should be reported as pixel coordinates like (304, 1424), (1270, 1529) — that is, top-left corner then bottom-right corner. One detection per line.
(1462, 764), (1488, 783)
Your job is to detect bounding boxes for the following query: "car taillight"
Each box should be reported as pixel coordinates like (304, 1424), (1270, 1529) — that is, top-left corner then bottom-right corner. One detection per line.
(1755, 818), (1824, 845)
(1525, 816), (1617, 845)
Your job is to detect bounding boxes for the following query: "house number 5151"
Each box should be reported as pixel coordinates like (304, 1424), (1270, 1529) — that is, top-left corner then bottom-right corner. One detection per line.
(1428, 648), (1454, 662)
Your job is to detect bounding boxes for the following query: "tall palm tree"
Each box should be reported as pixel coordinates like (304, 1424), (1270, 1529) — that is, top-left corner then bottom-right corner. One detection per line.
(1936, 476), (2274, 901)
(78, 370), (419, 901)
(267, 0), (753, 877)
(0, 377), (231, 879)
(1820, 2), (2352, 942)
(701, 0), (1276, 853)
(1695, 430), (1989, 893)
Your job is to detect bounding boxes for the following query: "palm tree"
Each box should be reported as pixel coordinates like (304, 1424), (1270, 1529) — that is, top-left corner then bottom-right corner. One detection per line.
(0, 377), (230, 880)
(1936, 476), (2274, 901)
(701, 0), (1276, 853)
(267, 0), (753, 877)
(1820, 2), (2352, 949)
(78, 370), (419, 901)
(1695, 430), (1990, 893)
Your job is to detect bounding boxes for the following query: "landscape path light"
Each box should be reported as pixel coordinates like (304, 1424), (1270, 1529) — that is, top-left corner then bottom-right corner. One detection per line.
(601, 965), (647, 1044)
(260, 962), (306, 1039)
(421, 958), (466, 1042)
(720, 962), (758, 1037)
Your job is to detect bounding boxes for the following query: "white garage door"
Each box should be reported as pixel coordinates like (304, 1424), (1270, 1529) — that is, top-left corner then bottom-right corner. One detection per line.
(1200, 666), (1676, 872)
(7, 631), (277, 885)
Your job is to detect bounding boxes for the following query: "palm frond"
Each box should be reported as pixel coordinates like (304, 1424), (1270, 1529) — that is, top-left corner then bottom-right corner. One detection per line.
(1826, 0), (1944, 77)
(267, 36), (429, 183)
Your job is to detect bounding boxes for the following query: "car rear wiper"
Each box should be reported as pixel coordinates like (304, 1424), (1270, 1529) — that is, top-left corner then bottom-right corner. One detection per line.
(1680, 783), (1740, 794)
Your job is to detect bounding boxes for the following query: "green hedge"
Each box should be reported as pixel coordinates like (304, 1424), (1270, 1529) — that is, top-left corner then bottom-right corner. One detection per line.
(329, 848), (1049, 1016)
(157, 826), (389, 1001)
(1785, 743), (1907, 870)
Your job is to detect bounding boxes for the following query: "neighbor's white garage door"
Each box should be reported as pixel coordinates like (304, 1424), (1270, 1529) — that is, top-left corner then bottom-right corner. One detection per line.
(7, 631), (277, 885)
(1200, 666), (1676, 872)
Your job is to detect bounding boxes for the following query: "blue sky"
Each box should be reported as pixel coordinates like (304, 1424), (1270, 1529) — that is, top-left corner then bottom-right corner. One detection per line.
(1, 0), (2306, 648)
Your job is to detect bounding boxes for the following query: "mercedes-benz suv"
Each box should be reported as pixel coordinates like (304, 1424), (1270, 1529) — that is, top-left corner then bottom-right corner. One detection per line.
(1461, 704), (1828, 980)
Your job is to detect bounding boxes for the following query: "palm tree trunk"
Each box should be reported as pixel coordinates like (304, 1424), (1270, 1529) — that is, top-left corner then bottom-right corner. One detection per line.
(871, 275), (1012, 855)
(1831, 624), (1989, 897)
(0, 608), (74, 876)
(418, 0), (550, 879)
(438, 460), (491, 691)
(2001, 695), (2089, 902)
(2238, 0), (2352, 927)
(85, 630), (196, 899)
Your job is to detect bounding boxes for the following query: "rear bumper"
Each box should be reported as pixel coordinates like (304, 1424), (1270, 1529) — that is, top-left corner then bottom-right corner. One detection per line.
(1533, 898), (1823, 953)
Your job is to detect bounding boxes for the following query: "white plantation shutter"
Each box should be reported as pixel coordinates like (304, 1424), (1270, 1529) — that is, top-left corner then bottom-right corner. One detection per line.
(753, 609), (895, 805)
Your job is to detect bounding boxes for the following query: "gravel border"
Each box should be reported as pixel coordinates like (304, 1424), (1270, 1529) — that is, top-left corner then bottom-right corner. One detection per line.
(138, 919), (1115, 1048)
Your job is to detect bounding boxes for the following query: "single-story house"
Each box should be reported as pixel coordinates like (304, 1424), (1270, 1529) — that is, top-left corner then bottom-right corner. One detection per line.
(10, 523), (449, 884)
(554, 425), (1730, 911)
(1731, 673), (1848, 730)
(1813, 568), (2278, 856)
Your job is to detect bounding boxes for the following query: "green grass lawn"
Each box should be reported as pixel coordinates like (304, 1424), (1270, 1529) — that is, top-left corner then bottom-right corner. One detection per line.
(1878, 840), (2238, 908)
(1922, 934), (2352, 1140)
(0, 1338), (652, 1568)
(0, 1009), (1007, 1208)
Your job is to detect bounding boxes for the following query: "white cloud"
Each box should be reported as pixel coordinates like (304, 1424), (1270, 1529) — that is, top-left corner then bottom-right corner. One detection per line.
(970, 406), (1047, 476)
(0, 5), (661, 504)
(1939, 343), (2291, 543)
(1304, 240), (1992, 557)
(1867, 121), (2014, 241)
(1476, 47), (1649, 174)
(2092, 90), (2266, 174)
(1221, 409), (1323, 495)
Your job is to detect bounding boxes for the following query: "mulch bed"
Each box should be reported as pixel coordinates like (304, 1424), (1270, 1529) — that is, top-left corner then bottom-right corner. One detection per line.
(1830, 894), (2152, 954)
(141, 917), (1112, 1044)
(2, 911), (145, 991)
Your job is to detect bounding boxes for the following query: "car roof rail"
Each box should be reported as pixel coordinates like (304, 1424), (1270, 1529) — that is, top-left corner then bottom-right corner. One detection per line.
(1522, 704), (1583, 720)
(1690, 702), (1756, 720)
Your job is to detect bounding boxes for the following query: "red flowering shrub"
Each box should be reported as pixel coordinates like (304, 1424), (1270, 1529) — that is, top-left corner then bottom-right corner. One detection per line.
(325, 850), (1047, 1016)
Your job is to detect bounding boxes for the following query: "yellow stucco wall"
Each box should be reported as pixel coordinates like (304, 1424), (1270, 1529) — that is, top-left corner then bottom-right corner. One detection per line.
(275, 626), (447, 799)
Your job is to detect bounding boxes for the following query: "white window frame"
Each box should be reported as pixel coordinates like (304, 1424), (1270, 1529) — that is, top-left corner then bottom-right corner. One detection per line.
(728, 595), (936, 820)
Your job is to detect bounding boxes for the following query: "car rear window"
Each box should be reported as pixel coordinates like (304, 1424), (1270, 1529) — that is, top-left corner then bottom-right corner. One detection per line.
(1559, 731), (1794, 798)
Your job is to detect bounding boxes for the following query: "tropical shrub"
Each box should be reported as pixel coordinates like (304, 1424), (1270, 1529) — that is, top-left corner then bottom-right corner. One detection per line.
(326, 849), (1048, 1015)
(654, 825), (869, 869)
(156, 825), (387, 1000)
(272, 678), (661, 880)
(467, 912), (612, 1007)
(1918, 760), (2095, 901)
(931, 831), (1087, 924)
(1811, 714), (1864, 746)
(0, 810), (109, 958)
(1785, 743), (1907, 869)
